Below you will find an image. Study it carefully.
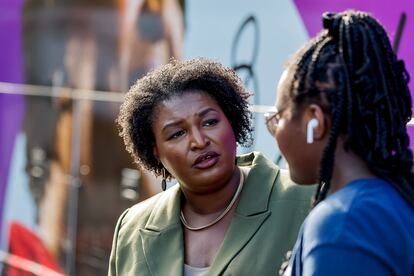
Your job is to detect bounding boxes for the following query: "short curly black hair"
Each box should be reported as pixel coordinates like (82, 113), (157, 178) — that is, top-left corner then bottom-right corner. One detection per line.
(117, 58), (253, 177)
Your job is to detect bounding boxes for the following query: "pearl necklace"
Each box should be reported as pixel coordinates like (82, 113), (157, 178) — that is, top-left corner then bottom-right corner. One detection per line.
(180, 167), (245, 231)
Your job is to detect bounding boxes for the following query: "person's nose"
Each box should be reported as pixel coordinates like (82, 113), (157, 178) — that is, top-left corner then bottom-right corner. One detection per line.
(189, 127), (210, 150)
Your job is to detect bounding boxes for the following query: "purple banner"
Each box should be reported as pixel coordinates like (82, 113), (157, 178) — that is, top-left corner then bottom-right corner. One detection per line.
(0, 0), (25, 236)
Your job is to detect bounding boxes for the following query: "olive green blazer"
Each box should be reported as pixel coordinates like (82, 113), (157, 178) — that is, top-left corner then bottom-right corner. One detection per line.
(108, 152), (314, 276)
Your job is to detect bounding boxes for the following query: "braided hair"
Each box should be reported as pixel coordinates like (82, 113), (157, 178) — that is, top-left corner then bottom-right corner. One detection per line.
(287, 10), (414, 207)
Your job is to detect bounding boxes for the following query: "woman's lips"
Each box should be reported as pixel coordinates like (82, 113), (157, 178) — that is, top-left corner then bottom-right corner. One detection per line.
(192, 152), (220, 169)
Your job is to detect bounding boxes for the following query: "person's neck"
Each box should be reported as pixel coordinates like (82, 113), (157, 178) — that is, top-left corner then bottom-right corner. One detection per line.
(329, 138), (377, 194)
(181, 167), (242, 215)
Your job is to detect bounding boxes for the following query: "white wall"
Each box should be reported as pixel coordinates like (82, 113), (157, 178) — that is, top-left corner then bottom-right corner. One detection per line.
(184, 0), (309, 163)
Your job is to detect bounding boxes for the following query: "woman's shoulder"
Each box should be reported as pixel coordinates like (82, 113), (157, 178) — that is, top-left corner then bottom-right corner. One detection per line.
(303, 178), (414, 256)
(116, 185), (181, 232)
(308, 179), (414, 228)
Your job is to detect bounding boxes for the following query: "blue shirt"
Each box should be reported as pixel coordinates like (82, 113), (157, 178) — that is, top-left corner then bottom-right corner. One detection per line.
(285, 179), (414, 276)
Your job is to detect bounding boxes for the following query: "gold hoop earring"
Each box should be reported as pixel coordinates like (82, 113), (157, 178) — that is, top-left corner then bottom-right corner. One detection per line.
(161, 167), (167, 191)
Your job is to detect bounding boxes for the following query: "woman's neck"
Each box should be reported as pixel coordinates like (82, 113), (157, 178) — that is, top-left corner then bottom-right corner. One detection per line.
(180, 167), (242, 215)
(329, 139), (377, 194)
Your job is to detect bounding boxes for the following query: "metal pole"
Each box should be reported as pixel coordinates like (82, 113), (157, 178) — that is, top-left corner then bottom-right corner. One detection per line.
(66, 98), (82, 276)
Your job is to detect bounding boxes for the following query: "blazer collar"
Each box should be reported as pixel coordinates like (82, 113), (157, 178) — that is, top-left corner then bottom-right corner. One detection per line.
(145, 185), (182, 230)
(208, 151), (279, 275)
(141, 185), (184, 276)
(236, 151), (280, 215)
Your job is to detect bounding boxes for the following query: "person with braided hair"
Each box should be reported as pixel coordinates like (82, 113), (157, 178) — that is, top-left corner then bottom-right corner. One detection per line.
(266, 10), (414, 275)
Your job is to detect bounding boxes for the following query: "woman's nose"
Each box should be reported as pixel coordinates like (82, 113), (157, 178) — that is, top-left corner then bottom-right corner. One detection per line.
(190, 128), (210, 150)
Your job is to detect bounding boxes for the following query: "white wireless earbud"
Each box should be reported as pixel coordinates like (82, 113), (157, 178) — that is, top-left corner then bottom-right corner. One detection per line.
(306, 118), (319, 144)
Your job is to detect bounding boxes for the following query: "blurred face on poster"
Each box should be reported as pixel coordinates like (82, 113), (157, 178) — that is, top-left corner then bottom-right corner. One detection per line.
(119, 0), (185, 90)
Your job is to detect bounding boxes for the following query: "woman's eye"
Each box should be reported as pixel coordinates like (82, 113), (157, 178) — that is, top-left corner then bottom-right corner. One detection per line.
(203, 119), (218, 127)
(168, 130), (185, 140)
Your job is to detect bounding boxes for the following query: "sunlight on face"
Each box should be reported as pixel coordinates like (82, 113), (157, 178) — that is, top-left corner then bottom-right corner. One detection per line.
(152, 91), (238, 193)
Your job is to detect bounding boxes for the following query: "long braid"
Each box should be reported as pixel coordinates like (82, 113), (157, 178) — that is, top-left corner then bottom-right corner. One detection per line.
(343, 15), (355, 149)
(316, 17), (351, 204)
(311, 39), (340, 204)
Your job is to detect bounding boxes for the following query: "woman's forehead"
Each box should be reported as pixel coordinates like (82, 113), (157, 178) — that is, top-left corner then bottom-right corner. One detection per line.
(276, 70), (292, 105)
(156, 92), (220, 119)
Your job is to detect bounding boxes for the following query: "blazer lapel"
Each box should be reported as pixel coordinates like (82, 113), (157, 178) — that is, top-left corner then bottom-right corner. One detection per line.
(208, 211), (271, 275)
(140, 186), (184, 276)
(209, 152), (279, 275)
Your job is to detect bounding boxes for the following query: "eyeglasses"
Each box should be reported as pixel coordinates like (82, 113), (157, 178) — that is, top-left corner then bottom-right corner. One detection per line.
(264, 107), (286, 136)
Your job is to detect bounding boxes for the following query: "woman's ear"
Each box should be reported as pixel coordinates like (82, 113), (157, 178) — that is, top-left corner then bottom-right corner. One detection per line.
(153, 146), (159, 160)
(304, 104), (327, 143)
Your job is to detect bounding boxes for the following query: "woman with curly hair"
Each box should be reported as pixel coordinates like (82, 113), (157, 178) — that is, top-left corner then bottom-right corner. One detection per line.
(267, 11), (414, 275)
(108, 58), (314, 275)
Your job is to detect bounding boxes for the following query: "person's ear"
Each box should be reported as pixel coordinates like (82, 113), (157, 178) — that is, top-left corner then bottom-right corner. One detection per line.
(304, 104), (326, 144)
(153, 146), (159, 160)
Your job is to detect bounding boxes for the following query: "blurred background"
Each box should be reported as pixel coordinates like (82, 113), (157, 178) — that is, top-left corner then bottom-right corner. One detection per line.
(0, 0), (412, 275)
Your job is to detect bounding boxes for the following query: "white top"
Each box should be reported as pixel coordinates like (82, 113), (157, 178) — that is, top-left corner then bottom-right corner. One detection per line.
(183, 264), (209, 276)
